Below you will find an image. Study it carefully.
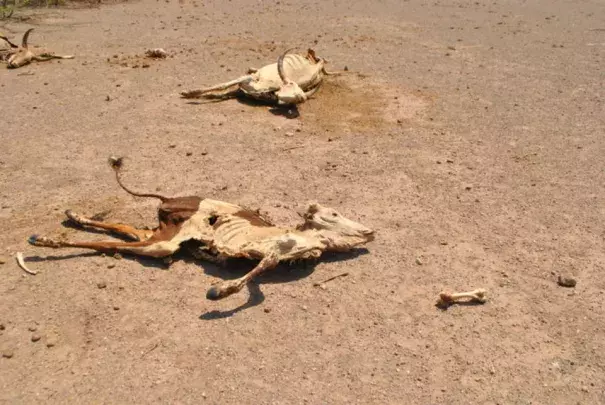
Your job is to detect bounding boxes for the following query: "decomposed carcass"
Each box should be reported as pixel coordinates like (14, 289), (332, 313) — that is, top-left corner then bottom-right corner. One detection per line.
(1, 29), (74, 69)
(181, 48), (346, 106)
(28, 158), (375, 301)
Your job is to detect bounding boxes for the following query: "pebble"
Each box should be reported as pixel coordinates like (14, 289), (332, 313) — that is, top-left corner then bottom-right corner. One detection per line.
(263, 308), (271, 313)
(415, 257), (423, 265)
(46, 340), (56, 348)
(113, 306), (120, 311)
(0, 256), (7, 265)
(97, 282), (107, 289)
(28, 325), (37, 332)
(31, 334), (41, 342)
(0, 324), (5, 331)
(107, 263), (116, 269)
(113, 253), (122, 260)
(2, 350), (14, 358)
(557, 275), (576, 288)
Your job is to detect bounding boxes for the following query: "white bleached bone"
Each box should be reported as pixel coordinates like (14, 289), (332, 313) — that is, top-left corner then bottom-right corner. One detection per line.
(438, 288), (487, 306)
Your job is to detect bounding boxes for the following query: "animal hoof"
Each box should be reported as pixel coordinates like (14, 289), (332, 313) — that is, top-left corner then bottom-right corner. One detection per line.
(206, 286), (222, 301)
(28, 235), (40, 245)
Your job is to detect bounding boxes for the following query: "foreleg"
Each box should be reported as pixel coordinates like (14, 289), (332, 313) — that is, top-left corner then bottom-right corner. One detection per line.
(33, 54), (74, 62)
(205, 255), (279, 300)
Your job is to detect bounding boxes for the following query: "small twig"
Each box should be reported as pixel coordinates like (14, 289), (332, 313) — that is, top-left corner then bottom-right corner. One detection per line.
(313, 272), (349, 287)
(141, 342), (159, 358)
(282, 145), (305, 152)
(16, 252), (37, 275)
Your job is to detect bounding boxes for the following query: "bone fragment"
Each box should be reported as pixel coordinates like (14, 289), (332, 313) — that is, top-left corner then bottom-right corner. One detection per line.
(16, 252), (37, 275)
(438, 288), (487, 306)
(145, 48), (168, 59)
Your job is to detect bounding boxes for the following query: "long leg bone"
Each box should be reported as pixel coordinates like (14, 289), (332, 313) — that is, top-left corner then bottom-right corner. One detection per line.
(28, 235), (178, 258)
(180, 75), (252, 99)
(206, 255), (279, 300)
(437, 288), (487, 307)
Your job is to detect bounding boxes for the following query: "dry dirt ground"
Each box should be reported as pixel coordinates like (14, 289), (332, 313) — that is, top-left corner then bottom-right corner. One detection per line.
(1, 0), (604, 403)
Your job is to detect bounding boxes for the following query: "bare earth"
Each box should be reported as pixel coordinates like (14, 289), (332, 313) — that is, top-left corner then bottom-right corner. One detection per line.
(1, 0), (604, 403)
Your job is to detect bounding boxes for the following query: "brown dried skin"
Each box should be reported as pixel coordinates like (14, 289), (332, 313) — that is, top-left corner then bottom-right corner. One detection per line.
(3, 29), (74, 69)
(28, 158), (375, 301)
(181, 49), (327, 105)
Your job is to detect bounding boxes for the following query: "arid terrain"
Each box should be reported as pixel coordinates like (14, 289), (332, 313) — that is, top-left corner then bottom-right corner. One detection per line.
(1, 0), (604, 403)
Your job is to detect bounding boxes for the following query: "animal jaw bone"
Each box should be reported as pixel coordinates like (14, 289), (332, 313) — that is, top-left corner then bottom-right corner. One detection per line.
(3, 29), (74, 69)
(437, 288), (487, 307)
(181, 48), (342, 106)
(28, 158), (375, 301)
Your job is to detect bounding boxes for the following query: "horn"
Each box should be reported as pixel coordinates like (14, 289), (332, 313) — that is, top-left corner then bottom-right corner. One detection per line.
(22, 28), (34, 48)
(277, 48), (296, 83)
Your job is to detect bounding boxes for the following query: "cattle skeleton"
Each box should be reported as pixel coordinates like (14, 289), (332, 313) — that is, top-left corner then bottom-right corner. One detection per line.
(181, 48), (347, 105)
(28, 158), (375, 300)
(0, 28), (74, 69)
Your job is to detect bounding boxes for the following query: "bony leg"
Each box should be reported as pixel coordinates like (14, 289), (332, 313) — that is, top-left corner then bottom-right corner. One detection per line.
(206, 255), (279, 300)
(65, 210), (154, 241)
(28, 235), (177, 258)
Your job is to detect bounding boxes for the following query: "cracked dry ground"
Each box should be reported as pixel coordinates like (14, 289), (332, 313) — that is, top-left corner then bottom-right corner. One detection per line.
(1, 0), (604, 403)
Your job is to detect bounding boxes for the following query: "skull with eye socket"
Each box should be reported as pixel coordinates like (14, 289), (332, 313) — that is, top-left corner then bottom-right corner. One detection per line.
(299, 203), (375, 249)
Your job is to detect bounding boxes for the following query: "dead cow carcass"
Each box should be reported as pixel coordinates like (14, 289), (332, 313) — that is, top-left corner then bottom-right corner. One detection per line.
(28, 158), (375, 300)
(0, 29), (74, 69)
(181, 48), (345, 105)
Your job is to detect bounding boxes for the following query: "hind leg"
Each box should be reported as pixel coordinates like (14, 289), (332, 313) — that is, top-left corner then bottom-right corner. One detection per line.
(29, 234), (178, 258)
(65, 210), (154, 241)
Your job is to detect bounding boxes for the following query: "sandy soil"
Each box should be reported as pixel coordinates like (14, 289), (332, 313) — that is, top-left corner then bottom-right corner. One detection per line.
(1, 0), (604, 403)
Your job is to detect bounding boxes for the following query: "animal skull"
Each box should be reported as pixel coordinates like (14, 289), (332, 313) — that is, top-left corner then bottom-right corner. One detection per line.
(2, 28), (74, 69)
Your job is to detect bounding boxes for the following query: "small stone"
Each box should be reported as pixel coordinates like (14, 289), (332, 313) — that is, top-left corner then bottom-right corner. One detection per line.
(31, 334), (41, 342)
(113, 253), (122, 260)
(0, 256), (7, 264)
(186, 152), (192, 156)
(285, 131), (294, 137)
(263, 308), (271, 313)
(2, 350), (14, 358)
(28, 325), (37, 332)
(415, 257), (423, 265)
(169, 144), (177, 148)
(464, 185), (473, 191)
(46, 340), (56, 348)
(113, 306), (120, 311)
(97, 282), (107, 289)
(557, 275), (576, 288)
(201, 151), (208, 156)
(107, 263), (116, 269)
(301, 305), (308, 311)
(440, 241), (448, 245)
(0, 324), (4, 331)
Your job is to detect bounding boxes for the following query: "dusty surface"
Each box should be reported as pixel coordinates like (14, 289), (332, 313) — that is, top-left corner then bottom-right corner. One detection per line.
(1, 0), (604, 403)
